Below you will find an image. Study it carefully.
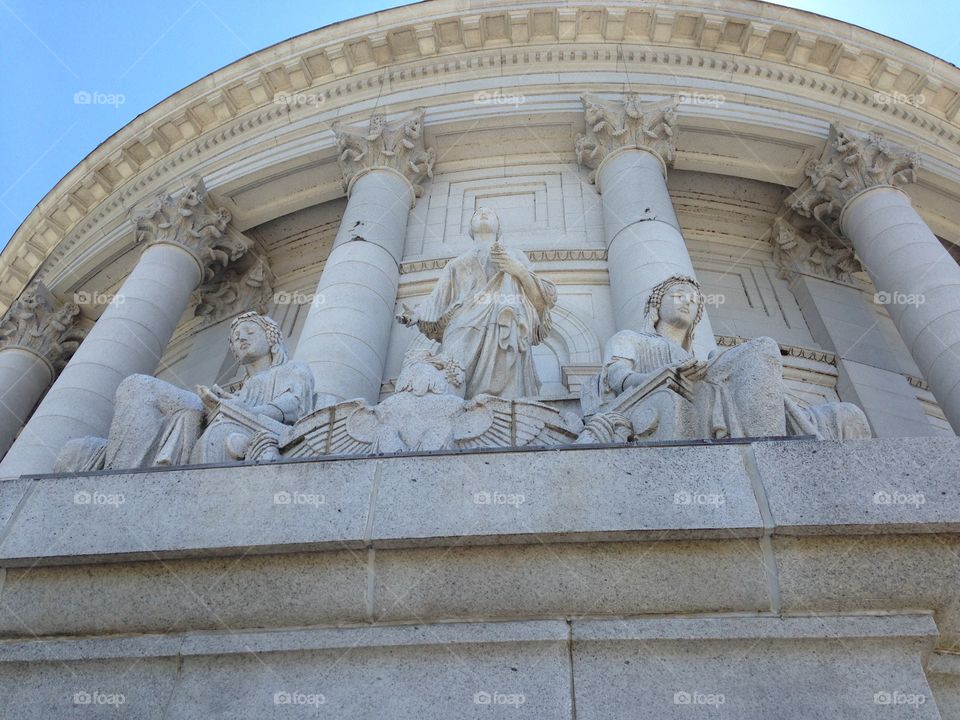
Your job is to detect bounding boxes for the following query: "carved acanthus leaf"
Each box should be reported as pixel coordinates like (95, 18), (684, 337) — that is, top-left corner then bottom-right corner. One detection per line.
(194, 256), (273, 322)
(789, 124), (920, 232)
(575, 93), (677, 182)
(771, 217), (862, 284)
(132, 177), (249, 282)
(333, 107), (435, 196)
(0, 282), (86, 370)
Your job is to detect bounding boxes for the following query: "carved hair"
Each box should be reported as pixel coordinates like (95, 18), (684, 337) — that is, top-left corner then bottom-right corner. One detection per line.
(641, 275), (704, 352)
(468, 206), (502, 242)
(229, 311), (288, 368)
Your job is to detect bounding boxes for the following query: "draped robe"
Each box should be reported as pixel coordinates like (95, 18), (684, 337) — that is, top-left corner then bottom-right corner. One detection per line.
(414, 246), (557, 399)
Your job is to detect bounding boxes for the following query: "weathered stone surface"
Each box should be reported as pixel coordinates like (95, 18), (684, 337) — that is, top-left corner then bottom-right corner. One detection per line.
(0, 551), (368, 637)
(373, 540), (769, 622)
(754, 437), (960, 533)
(0, 459), (373, 564)
(573, 615), (939, 720)
(371, 444), (763, 545)
(928, 652), (960, 720)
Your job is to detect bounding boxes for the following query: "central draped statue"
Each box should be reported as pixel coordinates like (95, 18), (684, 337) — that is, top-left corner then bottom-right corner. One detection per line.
(396, 206), (557, 399)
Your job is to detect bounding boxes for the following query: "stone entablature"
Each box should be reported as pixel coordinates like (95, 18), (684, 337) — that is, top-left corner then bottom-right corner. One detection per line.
(5, 1), (960, 314)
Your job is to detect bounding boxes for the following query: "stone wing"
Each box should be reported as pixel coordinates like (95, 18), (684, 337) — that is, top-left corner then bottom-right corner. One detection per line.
(453, 396), (578, 449)
(282, 400), (375, 458)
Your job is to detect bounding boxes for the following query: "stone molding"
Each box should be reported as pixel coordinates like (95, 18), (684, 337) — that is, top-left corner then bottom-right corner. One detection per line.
(333, 107), (435, 198)
(0, 282), (85, 372)
(789, 123), (920, 234)
(714, 334), (837, 365)
(399, 248), (607, 274)
(575, 94), (676, 183)
(6, 0), (960, 312)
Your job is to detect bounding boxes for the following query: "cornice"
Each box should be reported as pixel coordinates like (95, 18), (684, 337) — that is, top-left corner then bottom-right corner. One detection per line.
(5, 0), (960, 313)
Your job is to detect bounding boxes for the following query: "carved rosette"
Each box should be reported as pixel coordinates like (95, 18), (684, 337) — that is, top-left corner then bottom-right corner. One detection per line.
(789, 124), (920, 233)
(575, 93), (678, 182)
(771, 217), (862, 284)
(132, 177), (249, 282)
(0, 282), (86, 372)
(332, 107), (436, 196)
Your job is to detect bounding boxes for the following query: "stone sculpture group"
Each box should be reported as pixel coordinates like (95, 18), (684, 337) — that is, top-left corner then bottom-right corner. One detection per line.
(56, 208), (870, 472)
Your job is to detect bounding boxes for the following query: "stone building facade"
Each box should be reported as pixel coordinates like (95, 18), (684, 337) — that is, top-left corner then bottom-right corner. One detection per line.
(0, 0), (959, 717)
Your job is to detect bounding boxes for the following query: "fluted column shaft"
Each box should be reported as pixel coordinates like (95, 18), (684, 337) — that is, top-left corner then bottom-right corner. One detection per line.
(0, 243), (202, 478)
(0, 348), (52, 457)
(841, 185), (960, 432)
(294, 168), (414, 403)
(596, 148), (717, 358)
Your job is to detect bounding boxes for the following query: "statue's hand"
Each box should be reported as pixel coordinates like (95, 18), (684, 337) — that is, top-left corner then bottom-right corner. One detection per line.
(677, 358), (709, 381)
(196, 385), (220, 414)
(395, 302), (418, 327)
(490, 246), (526, 279)
(211, 384), (235, 400)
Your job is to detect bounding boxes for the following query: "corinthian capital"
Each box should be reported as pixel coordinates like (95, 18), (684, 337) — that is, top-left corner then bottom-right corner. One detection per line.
(790, 124), (920, 232)
(0, 282), (85, 371)
(332, 107), (435, 196)
(771, 217), (861, 284)
(575, 94), (678, 182)
(132, 177), (250, 282)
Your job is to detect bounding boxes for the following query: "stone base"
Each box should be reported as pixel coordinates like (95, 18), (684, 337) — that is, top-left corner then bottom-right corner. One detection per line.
(0, 437), (958, 717)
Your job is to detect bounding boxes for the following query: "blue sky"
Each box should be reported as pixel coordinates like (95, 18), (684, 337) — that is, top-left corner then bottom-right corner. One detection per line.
(1, 0), (958, 254)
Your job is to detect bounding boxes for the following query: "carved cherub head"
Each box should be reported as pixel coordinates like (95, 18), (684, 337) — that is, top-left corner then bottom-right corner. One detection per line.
(229, 312), (287, 370)
(468, 206), (501, 244)
(396, 350), (464, 397)
(642, 275), (705, 351)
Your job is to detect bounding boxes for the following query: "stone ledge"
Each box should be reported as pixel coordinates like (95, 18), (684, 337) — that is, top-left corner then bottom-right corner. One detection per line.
(1, 437), (959, 565)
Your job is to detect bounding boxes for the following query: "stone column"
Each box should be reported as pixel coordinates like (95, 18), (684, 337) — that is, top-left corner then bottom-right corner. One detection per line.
(576, 94), (716, 358)
(772, 219), (938, 437)
(0, 180), (248, 479)
(0, 283), (85, 457)
(294, 108), (435, 403)
(793, 124), (960, 433)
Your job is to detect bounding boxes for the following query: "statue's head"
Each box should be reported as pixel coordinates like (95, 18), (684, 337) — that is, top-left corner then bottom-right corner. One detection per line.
(229, 312), (287, 370)
(396, 350), (465, 397)
(642, 275), (704, 351)
(468, 206), (501, 243)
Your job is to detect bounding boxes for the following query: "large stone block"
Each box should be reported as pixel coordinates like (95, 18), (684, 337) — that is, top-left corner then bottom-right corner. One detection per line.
(572, 615), (940, 719)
